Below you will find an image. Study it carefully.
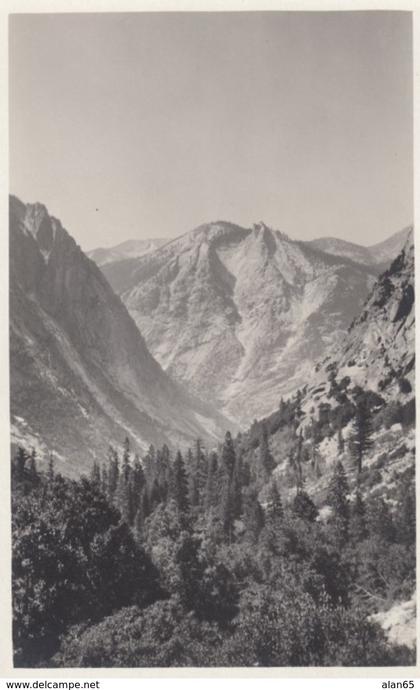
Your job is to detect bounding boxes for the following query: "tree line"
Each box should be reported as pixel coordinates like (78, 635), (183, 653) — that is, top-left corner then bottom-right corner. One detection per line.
(11, 407), (415, 667)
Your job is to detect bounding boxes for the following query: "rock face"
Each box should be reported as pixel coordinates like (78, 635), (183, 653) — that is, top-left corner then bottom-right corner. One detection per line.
(307, 226), (412, 270)
(87, 238), (168, 267)
(102, 220), (378, 426)
(237, 235), (415, 548)
(10, 196), (226, 476)
(260, 235), (415, 500)
(306, 233), (415, 409)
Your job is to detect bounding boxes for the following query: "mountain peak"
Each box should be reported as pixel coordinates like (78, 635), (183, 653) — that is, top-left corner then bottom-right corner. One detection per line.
(10, 195), (228, 473)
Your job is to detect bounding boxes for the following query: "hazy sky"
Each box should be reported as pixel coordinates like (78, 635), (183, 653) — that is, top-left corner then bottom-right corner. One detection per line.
(9, 11), (412, 251)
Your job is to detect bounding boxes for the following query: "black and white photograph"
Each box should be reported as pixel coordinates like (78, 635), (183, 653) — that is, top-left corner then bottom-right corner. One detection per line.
(7, 8), (416, 670)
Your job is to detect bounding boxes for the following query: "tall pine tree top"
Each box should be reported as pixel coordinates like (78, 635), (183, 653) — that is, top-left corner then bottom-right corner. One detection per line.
(171, 451), (190, 514)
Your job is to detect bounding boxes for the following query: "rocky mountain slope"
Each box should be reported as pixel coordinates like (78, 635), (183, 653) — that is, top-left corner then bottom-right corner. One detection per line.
(304, 234), (414, 415)
(307, 226), (411, 269)
(239, 237), (415, 648)
(10, 196), (226, 476)
(244, 233), (415, 503)
(87, 238), (168, 267)
(102, 221), (379, 426)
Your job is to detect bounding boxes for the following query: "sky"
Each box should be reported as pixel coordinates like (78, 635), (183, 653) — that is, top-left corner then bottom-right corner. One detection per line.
(9, 11), (413, 252)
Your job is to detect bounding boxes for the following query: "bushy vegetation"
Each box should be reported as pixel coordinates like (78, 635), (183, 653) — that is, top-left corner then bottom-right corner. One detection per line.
(12, 422), (416, 668)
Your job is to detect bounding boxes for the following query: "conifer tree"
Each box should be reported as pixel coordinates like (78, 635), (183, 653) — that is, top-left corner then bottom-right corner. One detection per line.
(132, 454), (146, 513)
(156, 445), (171, 502)
(219, 474), (236, 543)
(230, 452), (243, 521)
(351, 400), (374, 474)
(243, 488), (265, 542)
(294, 389), (303, 421)
(326, 460), (350, 545)
(241, 458), (251, 487)
(122, 437), (131, 483)
(309, 419), (321, 476)
(14, 447), (27, 482)
(100, 464), (108, 497)
(221, 431), (236, 479)
(187, 447), (198, 507)
(196, 439), (208, 505)
(258, 423), (275, 483)
(115, 472), (134, 525)
(47, 453), (55, 482)
(204, 452), (219, 512)
(107, 446), (119, 501)
(90, 460), (101, 487)
(133, 505), (144, 545)
(171, 451), (190, 513)
(142, 488), (150, 521)
(149, 478), (162, 511)
(295, 428), (304, 485)
(28, 449), (38, 482)
(142, 444), (156, 485)
(217, 433), (240, 541)
(265, 479), (283, 523)
(337, 418), (345, 454)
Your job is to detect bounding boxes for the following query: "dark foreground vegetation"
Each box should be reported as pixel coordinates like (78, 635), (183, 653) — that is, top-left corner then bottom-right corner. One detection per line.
(12, 420), (415, 668)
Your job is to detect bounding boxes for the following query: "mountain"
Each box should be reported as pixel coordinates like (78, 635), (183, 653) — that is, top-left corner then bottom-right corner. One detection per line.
(244, 234), (415, 501)
(101, 220), (380, 426)
(307, 226), (412, 269)
(237, 235), (415, 649)
(87, 238), (168, 266)
(10, 196), (227, 476)
(300, 233), (415, 439)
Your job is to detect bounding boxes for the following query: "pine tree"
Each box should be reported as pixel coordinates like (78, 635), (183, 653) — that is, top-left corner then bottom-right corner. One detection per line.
(326, 460), (350, 545)
(100, 464), (108, 496)
(219, 472), (236, 543)
(221, 431), (236, 479)
(107, 446), (119, 501)
(243, 488), (265, 543)
(241, 458), (251, 487)
(265, 479), (283, 522)
(171, 451), (190, 513)
(47, 453), (55, 482)
(310, 419), (321, 476)
(149, 478), (162, 511)
(187, 447), (198, 507)
(187, 441), (207, 509)
(258, 423), (275, 484)
(295, 429), (304, 485)
(217, 433), (240, 541)
(142, 444), (156, 485)
(122, 437), (131, 483)
(28, 449), (38, 482)
(115, 472), (134, 525)
(230, 452), (243, 521)
(337, 418), (345, 454)
(133, 505), (144, 545)
(90, 460), (101, 487)
(294, 389), (303, 421)
(351, 400), (374, 474)
(13, 447), (27, 482)
(142, 487), (151, 520)
(204, 452), (219, 512)
(132, 454), (146, 516)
